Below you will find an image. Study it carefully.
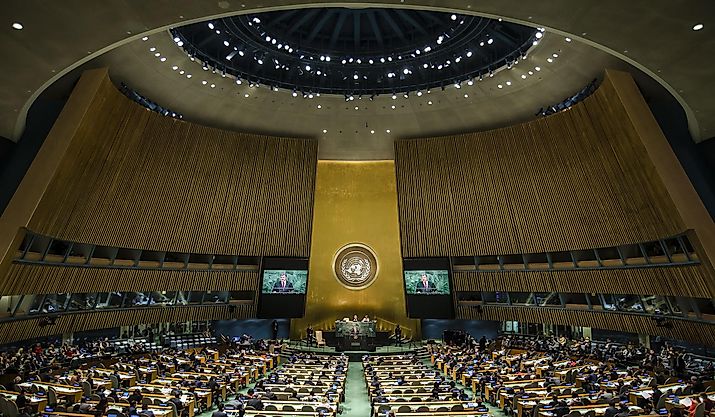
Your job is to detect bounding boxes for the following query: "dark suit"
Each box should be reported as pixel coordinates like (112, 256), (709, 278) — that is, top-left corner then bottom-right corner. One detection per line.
(272, 280), (294, 293)
(415, 280), (436, 293)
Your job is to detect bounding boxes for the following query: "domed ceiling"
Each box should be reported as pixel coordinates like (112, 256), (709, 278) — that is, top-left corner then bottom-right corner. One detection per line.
(171, 8), (538, 96)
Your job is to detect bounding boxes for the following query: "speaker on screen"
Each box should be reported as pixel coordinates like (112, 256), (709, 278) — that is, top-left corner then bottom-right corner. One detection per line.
(257, 257), (309, 318)
(403, 258), (454, 319)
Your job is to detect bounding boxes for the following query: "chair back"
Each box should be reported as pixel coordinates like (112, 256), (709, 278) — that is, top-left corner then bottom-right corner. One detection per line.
(81, 380), (92, 397)
(48, 387), (58, 406)
(0, 397), (9, 417)
(695, 402), (705, 417)
(397, 405), (412, 412)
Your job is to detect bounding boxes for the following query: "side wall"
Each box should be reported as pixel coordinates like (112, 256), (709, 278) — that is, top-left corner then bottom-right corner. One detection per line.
(0, 69), (318, 342)
(395, 70), (715, 346)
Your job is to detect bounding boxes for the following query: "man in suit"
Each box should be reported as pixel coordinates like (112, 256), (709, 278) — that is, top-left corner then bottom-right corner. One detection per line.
(271, 320), (279, 340)
(272, 272), (294, 293)
(415, 273), (436, 293)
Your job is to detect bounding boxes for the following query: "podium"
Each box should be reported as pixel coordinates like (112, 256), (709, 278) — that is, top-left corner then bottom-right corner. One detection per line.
(334, 320), (376, 351)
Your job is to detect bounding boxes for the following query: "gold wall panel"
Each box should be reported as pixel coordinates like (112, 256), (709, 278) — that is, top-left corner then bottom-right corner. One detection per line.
(292, 161), (419, 339)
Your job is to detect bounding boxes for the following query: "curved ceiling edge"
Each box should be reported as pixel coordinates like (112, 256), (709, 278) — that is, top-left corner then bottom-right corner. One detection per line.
(9, 1), (704, 142)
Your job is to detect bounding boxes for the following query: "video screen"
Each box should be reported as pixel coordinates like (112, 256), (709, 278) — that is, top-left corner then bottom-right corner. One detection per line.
(258, 258), (309, 318)
(403, 258), (454, 319)
(404, 270), (451, 295)
(261, 270), (308, 294)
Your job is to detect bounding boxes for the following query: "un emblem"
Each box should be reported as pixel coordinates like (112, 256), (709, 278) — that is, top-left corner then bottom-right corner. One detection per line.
(333, 243), (379, 290)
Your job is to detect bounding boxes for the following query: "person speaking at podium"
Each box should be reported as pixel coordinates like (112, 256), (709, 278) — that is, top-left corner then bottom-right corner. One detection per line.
(272, 272), (294, 293)
(415, 273), (436, 293)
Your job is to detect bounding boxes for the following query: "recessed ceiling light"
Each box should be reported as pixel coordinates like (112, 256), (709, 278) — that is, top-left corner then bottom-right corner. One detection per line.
(179, 70), (185, 75)
(244, 93), (249, 98)
(552, 53), (559, 58)
(693, 23), (704, 31)
(12, 22), (23, 30)
(354, 106), (359, 110)
(565, 37), (572, 42)
(370, 130), (375, 134)
(386, 129), (391, 133)
(149, 47), (156, 52)
(202, 80), (208, 85)
(427, 101), (433, 105)
(210, 84), (216, 88)
(464, 94), (469, 98)
(521, 74), (527, 79)
(535, 66), (541, 71)
(506, 81), (512, 86)
(547, 58), (553, 63)
(160, 57), (166, 62)
(142, 36), (149, 41)
(186, 74), (192, 78)
(322, 129), (327, 133)
(317, 105), (322, 109)
(497, 84), (503, 89)
(154, 52), (161, 57)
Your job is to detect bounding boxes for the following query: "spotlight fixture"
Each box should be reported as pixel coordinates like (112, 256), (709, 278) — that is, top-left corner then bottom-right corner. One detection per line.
(171, 9), (540, 97)
(693, 23), (704, 31)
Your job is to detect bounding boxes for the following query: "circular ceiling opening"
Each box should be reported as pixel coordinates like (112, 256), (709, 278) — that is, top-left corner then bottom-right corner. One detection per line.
(171, 8), (540, 97)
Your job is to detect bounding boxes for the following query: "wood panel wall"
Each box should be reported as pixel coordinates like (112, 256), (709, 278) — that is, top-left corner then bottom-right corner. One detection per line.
(0, 304), (254, 344)
(1, 263), (259, 295)
(453, 265), (715, 298)
(25, 71), (317, 257)
(457, 305), (715, 347)
(395, 72), (684, 257)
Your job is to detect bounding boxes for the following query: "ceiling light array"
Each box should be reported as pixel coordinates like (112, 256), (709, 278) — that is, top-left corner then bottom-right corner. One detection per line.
(320, 128), (393, 135)
(152, 29), (558, 106)
(169, 13), (542, 98)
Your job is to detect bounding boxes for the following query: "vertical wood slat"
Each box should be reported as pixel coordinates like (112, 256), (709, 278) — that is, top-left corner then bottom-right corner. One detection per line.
(25, 73), (318, 258)
(456, 304), (715, 347)
(394, 73), (684, 258)
(451, 264), (713, 298)
(1, 263), (259, 295)
(0, 304), (254, 344)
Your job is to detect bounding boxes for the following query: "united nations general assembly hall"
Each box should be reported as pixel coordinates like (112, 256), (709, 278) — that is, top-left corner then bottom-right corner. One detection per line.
(1, 2), (715, 417)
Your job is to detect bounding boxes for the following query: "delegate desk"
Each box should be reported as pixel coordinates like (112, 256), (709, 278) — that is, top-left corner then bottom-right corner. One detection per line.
(538, 404), (643, 417)
(85, 400), (174, 417)
(228, 411), (321, 417)
(373, 400), (482, 415)
(0, 389), (48, 411)
(18, 382), (83, 404)
(665, 393), (715, 411)
(114, 389), (197, 417)
(92, 368), (137, 387)
(483, 379), (546, 404)
(628, 383), (689, 405)
(394, 411), (491, 417)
